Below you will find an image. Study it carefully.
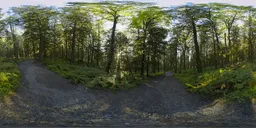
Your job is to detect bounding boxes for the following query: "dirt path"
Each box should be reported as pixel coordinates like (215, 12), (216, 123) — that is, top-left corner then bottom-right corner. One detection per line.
(0, 60), (218, 126)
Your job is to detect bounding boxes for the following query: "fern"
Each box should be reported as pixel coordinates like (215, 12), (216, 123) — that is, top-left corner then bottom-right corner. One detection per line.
(174, 63), (256, 102)
(0, 60), (21, 99)
(44, 59), (142, 91)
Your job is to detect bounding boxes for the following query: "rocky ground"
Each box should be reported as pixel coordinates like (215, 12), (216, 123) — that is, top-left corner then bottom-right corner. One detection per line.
(0, 60), (255, 127)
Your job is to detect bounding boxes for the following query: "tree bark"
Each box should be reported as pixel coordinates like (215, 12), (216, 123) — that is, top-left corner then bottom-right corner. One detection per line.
(140, 23), (147, 77)
(38, 29), (44, 62)
(248, 12), (253, 61)
(191, 19), (202, 73)
(105, 16), (118, 74)
(65, 34), (68, 61)
(96, 24), (101, 66)
(116, 47), (121, 82)
(183, 43), (186, 71)
(146, 47), (150, 77)
(10, 22), (19, 59)
(174, 41), (178, 73)
(212, 30), (217, 69)
(70, 22), (77, 64)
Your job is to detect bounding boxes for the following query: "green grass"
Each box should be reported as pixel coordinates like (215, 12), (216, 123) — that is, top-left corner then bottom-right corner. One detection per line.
(0, 59), (21, 99)
(174, 63), (256, 102)
(44, 59), (144, 91)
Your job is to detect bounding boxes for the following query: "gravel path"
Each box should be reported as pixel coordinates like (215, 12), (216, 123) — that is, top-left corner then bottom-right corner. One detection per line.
(0, 60), (212, 126)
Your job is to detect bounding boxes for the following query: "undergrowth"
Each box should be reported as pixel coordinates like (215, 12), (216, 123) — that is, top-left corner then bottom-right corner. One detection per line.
(0, 58), (21, 99)
(174, 63), (256, 102)
(44, 59), (145, 91)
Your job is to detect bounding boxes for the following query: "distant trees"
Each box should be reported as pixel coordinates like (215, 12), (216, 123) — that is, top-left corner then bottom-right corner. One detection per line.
(246, 7), (256, 62)
(5, 15), (19, 59)
(0, 2), (255, 78)
(12, 6), (54, 61)
(130, 6), (169, 76)
(169, 3), (256, 73)
(61, 6), (92, 64)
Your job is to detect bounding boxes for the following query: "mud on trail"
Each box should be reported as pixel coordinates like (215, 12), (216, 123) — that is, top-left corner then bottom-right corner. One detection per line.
(0, 60), (254, 127)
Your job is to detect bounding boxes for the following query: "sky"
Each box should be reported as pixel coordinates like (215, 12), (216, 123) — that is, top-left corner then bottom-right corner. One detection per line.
(0, 0), (255, 11)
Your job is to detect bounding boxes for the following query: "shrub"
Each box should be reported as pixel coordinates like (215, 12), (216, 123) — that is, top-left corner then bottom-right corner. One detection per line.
(174, 63), (256, 102)
(0, 60), (21, 99)
(44, 59), (143, 91)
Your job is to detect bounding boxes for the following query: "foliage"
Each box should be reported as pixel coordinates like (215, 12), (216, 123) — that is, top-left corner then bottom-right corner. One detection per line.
(0, 59), (21, 99)
(175, 63), (256, 102)
(44, 59), (143, 91)
(149, 72), (165, 77)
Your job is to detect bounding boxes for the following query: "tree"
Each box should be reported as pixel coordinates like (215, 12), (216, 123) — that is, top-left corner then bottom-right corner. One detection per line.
(60, 6), (92, 64)
(131, 6), (169, 76)
(171, 5), (206, 73)
(5, 14), (19, 58)
(69, 2), (133, 73)
(246, 7), (256, 61)
(13, 6), (54, 61)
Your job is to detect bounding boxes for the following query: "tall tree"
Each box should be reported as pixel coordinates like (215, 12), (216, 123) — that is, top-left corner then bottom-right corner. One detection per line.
(131, 6), (169, 76)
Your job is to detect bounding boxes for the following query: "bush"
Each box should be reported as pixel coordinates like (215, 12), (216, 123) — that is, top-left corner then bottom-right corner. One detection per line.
(150, 72), (164, 77)
(0, 60), (21, 99)
(44, 59), (142, 91)
(174, 63), (256, 102)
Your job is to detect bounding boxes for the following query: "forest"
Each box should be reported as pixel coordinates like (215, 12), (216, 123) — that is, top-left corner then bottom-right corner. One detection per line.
(0, 1), (256, 102)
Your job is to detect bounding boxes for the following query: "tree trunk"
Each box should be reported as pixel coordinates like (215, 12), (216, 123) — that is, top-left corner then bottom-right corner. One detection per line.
(116, 48), (121, 82)
(9, 22), (19, 59)
(38, 31), (44, 62)
(157, 57), (160, 72)
(81, 41), (84, 62)
(96, 25), (101, 66)
(152, 46), (156, 73)
(224, 33), (228, 64)
(146, 47), (150, 77)
(191, 19), (202, 73)
(180, 56), (182, 73)
(105, 16), (118, 74)
(248, 12), (253, 61)
(77, 40), (80, 60)
(87, 46), (90, 65)
(91, 36), (94, 64)
(212, 30), (217, 69)
(70, 22), (77, 64)
(213, 24), (220, 68)
(32, 42), (36, 58)
(164, 47), (166, 73)
(65, 34), (68, 61)
(174, 42), (178, 73)
(183, 43), (186, 71)
(228, 28), (232, 48)
(140, 26), (147, 77)
(61, 45), (64, 58)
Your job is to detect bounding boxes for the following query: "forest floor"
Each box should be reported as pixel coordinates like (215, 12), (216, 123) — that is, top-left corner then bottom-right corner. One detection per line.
(0, 60), (256, 127)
